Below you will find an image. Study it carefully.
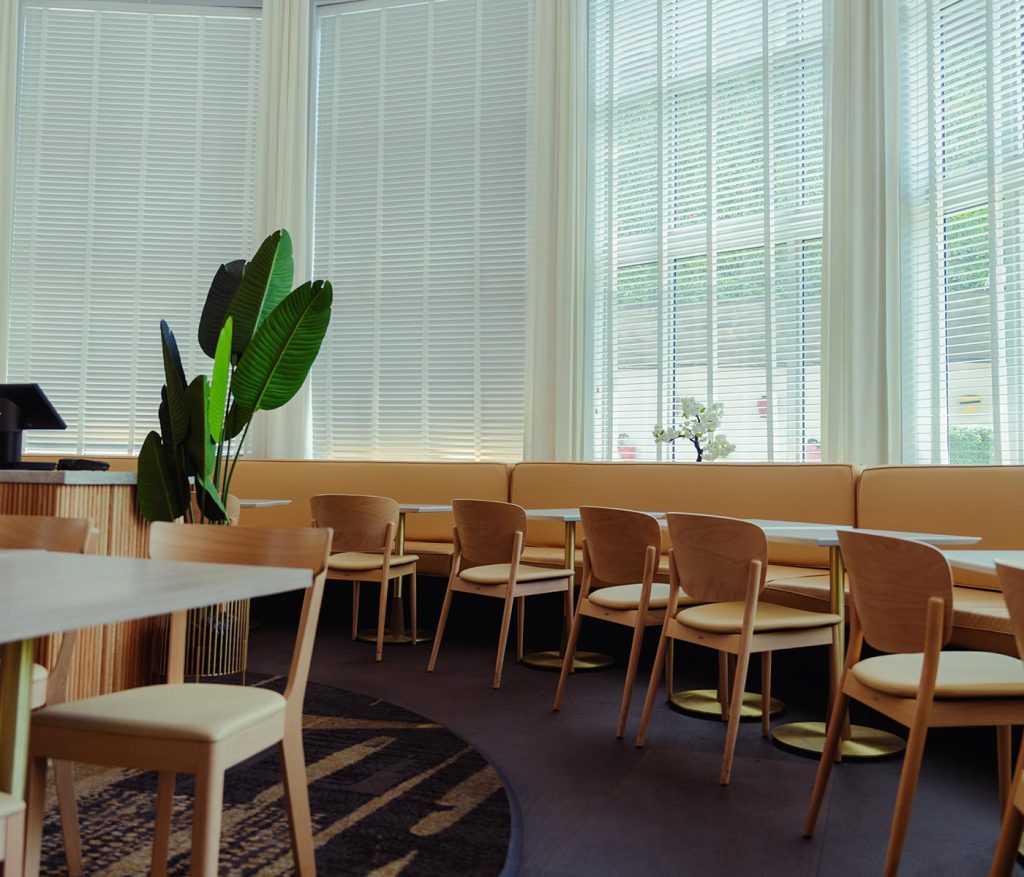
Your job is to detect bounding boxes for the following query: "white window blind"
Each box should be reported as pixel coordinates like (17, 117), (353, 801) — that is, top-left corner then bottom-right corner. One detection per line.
(588, 0), (824, 462)
(900, 0), (1024, 464)
(8, 2), (260, 455)
(310, 0), (534, 462)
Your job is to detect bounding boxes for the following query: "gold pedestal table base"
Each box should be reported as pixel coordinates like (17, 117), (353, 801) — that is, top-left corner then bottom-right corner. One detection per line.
(671, 689), (785, 720)
(522, 649), (614, 671)
(772, 721), (906, 759)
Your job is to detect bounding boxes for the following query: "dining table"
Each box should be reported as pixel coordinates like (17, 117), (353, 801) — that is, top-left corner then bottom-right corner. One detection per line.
(0, 549), (310, 809)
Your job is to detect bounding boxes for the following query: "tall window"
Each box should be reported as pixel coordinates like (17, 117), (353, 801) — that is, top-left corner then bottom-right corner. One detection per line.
(588, 0), (824, 462)
(7, 2), (261, 455)
(901, 0), (1024, 464)
(310, 0), (534, 461)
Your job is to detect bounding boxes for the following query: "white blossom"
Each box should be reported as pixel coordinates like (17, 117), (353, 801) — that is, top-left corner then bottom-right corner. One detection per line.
(651, 398), (734, 461)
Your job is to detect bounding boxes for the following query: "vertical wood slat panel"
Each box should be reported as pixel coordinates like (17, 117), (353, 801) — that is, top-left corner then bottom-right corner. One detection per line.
(0, 481), (150, 698)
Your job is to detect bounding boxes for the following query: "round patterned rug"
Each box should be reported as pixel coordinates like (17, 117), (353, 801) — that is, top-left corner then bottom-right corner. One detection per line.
(39, 677), (516, 876)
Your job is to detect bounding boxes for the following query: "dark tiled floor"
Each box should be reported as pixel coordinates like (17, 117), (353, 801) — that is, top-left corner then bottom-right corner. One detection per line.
(249, 586), (1021, 877)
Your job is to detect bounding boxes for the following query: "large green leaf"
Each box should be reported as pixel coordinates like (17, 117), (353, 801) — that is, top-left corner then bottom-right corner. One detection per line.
(221, 399), (252, 441)
(208, 318), (232, 444)
(184, 376), (215, 480)
(231, 280), (332, 412)
(198, 259), (245, 358)
(137, 431), (189, 522)
(160, 321), (188, 444)
(221, 230), (294, 358)
(196, 476), (229, 523)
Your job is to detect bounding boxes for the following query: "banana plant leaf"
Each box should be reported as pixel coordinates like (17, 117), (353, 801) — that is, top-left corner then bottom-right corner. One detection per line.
(198, 259), (245, 358)
(137, 432), (189, 522)
(208, 318), (232, 444)
(231, 280), (333, 412)
(196, 476), (229, 523)
(221, 399), (252, 441)
(161, 321), (188, 444)
(184, 376), (215, 480)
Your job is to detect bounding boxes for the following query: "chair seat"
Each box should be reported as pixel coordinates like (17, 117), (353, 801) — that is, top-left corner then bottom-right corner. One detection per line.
(460, 563), (573, 585)
(0, 660), (49, 709)
(676, 601), (841, 634)
(765, 564), (829, 582)
(851, 652), (1024, 699)
(589, 582), (690, 611)
(952, 587), (1011, 635)
(0, 790), (25, 820)
(32, 683), (286, 743)
(328, 551), (418, 572)
(403, 540), (454, 557)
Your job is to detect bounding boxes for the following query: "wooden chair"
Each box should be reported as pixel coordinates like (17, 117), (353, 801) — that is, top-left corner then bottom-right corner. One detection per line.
(23, 523), (332, 877)
(804, 533), (1024, 877)
(0, 792), (24, 877)
(636, 513), (841, 785)
(428, 499), (573, 689)
(0, 514), (95, 876)
(553, 507), (680, 738)
(310, 494), (418, 662)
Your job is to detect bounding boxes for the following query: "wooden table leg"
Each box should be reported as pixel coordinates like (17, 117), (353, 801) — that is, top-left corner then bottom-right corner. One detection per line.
(0, 640), (33, 798)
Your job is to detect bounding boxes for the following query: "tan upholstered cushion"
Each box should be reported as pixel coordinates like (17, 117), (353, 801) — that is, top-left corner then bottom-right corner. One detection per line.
(521, 546), (584, 568)
(0, 791), (24, 820)
(766, 564), (828, 582)
(953, 587), (1012, 635)
(460, 563), (572, 585)
(0, 661), (49, 709)
(851, 652), (1024, 699)
(764, 575), (832, 605)
(676, 601), (841, 634)
(32, 683), (286, 743)
(588, 583), (674, 611)
(404, 541), (454, 557)
(328, 551), (418, 572)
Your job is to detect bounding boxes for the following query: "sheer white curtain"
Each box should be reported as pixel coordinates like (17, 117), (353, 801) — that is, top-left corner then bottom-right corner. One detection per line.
(524, 0), (587, 461)
(820, 0), (902, 465)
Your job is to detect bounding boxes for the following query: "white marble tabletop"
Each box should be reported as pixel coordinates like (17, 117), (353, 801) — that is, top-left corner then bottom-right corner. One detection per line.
(238, 499), (292, 508)
(943, 550), (1024, 575)
(397, 503), (452, 514)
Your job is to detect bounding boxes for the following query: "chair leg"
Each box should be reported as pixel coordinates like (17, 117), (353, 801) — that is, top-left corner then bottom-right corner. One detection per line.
(804, 687), (851, 837)
(997, 725), (1012, 809)
(718, 651), (731, 721)
(52, 759), (83, 877)
(883, 696), (933, 876)
(427, 585), (454, 673)
(665, 639), (674, 699)
(990, 736), (1024, 877)
(410, 570), (418, 646)
(23, 754), (48, 877)
(190, 765), (225, 877)
(494, 589), (517, 689)
(152, 771), (176, 877)
(4, 809), (24, 877)
(761, 652), (772, 738)
(616, 618), (647, 739)
(721, 643), (753, 785)
(516, 596), (525, 662)
(553, 598), (586, 710)
(351, 581), (361, 640)
(563, 586), (575, 673)
(280, 732), (316, 876)
(375, 578), (389, 662)
(635, 632), (671, 748)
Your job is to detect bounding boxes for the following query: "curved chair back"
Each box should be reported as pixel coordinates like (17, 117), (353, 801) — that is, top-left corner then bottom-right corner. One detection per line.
(452, 499), (527, 568)
(837, 531), (953, 654)
(148, 523), (332, 712)
(310, 494), (399, 553)
(667, 513), (767, 602)
(997, 562), (1024, 660)
(0, 514), (95, 554)
(580, 507), (661, 585)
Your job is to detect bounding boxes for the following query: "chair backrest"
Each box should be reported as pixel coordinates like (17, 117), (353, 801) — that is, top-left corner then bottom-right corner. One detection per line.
(579, 507), (661, 585)
(667, 513), (767, 602)
(997, 562), (1024, 660)
(452, 499), (527, 567)
(0, 514), (95, 553)
(837, 530), (954, 653)
(310, 494), (399, 553)
(148, 523), (332, 716)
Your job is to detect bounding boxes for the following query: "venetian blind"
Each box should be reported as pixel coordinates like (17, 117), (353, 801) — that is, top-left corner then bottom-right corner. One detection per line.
(588, 0), (825, 462)
(7, 1), (261, 455)
(900, 0), (1024, 464)
(310, 0), (534, 461)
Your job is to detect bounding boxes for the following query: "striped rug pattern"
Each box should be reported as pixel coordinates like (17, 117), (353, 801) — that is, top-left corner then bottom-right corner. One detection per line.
(38, 678), (513, 876)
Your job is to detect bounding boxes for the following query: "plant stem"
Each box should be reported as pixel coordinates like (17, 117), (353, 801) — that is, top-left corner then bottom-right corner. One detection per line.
(223, 419), (251, 501)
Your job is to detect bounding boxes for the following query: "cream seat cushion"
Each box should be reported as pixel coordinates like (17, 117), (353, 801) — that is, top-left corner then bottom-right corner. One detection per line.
(0, 661), (49, 709)
(952, 587), (1012, 635)
(0, 790), (24, 820)
(764, 575), (832, 604)
(677, 602), (841, 634)
(588, 583), (675, 611)
(460, 563), (572, 585)
(766, 564), (828, 582)
(852, 652), (1024, 699)
(328, 551), (418, 572)
(32, 683), (286, 743)
(521, 546), (583, 568)
(403, 540), (454, 557)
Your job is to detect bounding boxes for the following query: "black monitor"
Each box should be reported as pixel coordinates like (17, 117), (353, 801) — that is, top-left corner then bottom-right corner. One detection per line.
(0, 384), (66, 465)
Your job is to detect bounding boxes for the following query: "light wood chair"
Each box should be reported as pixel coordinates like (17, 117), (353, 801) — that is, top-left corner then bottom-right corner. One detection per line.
(22, 523), (332, 877)
(428, 499), (573, 689)
(0, 792), (25, 877)
(0, 514), (95, 876)
(804, 533), (1024, 877)
(553, 507), (681, 738)
(310, 494), (418, 662)
(636, 513), (841, 785)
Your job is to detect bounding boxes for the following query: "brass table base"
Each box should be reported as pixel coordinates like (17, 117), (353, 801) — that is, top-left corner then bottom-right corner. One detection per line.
(670, 689), (785, 721)
(522, 650), (614, 671)
(356, 628), (433, 645)
(772, 721), (906, 759)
